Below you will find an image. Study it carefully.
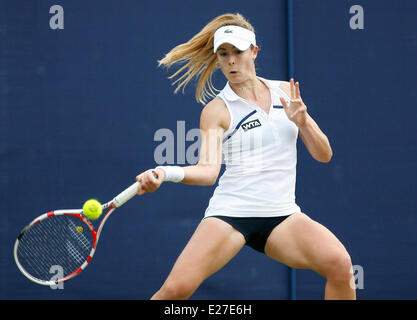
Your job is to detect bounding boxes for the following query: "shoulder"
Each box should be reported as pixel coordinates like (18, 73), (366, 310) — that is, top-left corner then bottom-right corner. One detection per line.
(278, 80), (291, 97)
(268, 79), (290, 97)
(200, 97), (230, 131)
(259, 77), (291, 97)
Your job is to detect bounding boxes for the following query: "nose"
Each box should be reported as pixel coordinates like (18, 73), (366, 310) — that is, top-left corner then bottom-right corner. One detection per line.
(227, 55), (235, 65)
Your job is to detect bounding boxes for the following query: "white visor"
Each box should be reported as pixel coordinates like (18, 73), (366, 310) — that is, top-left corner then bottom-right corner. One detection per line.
(213, 25), (256, 53)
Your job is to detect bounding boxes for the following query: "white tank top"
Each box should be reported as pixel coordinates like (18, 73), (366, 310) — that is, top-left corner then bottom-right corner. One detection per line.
(204, 77), (301, 217)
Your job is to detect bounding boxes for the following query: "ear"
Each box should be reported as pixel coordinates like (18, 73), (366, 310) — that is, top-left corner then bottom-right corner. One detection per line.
(252, 45), (259, 60)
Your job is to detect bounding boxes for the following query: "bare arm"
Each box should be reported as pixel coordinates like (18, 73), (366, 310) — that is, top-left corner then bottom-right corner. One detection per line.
(297, 114), (333, 163)
(137, 97), (229, 194)
(181, 98), (229, 185)
(280, 79), (333, 163)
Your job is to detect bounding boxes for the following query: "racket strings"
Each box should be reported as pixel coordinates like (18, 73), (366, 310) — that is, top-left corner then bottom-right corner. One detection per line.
(16, 215), (94, 282)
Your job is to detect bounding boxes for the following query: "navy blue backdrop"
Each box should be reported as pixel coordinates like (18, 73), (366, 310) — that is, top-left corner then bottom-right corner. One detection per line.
(1, 0), (416, 300)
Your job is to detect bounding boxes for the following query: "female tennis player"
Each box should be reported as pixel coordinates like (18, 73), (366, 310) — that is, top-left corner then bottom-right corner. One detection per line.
(136, 13), (356, 300)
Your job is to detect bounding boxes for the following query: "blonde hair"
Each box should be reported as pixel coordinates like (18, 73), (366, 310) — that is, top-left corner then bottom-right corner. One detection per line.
(158, 13), (255, 105)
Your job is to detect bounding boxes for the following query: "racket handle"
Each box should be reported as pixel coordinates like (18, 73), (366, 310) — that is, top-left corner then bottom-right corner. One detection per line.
(112, 182), (139, 207)
(112, 170), (158, 207)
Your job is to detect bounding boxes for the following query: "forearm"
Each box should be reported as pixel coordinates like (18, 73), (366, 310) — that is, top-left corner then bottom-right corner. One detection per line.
(155, 164), (219, 186)
(298, 113), (333, 163)
(181, 164), (220, 186)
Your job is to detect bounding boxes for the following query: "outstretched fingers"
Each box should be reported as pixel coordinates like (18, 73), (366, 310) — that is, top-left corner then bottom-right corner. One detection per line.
(280, 96), (289, 110)
(295, 81), (301, 99)
(290, 78), (301, 100)
(290, 78), (295, 99)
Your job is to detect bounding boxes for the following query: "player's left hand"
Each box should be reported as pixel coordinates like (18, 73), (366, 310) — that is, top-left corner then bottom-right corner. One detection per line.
(280, 78), (308, 127)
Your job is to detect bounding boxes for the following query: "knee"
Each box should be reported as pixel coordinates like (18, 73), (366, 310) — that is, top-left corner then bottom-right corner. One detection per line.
(156, 279), (196, 300)
(324, 251), (354, 283)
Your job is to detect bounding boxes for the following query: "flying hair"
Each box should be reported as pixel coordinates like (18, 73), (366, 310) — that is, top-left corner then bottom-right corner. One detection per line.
(158, 13), (255, 105)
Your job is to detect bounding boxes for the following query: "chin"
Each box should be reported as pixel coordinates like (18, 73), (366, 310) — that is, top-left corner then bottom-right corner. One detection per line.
(228, 74), (242, 82)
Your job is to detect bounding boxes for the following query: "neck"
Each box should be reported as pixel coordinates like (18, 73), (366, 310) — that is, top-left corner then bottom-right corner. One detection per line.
(230, 77), (264, 99)
(230, 77), (259, 91)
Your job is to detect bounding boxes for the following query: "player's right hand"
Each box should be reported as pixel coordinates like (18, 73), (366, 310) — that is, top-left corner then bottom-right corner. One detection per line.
(136, 169), (164, 195)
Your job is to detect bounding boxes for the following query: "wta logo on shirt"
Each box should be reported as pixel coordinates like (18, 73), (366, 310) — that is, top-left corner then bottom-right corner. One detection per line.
(241, 119), (262, 131)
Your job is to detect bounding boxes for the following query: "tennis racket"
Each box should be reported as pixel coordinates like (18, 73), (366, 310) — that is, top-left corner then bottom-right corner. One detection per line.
(13, 171), (158, 286)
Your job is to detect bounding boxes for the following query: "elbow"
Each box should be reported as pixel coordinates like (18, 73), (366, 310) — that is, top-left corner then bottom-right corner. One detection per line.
(207, 175), (218, 186)
(319, 142), (333, 163)
(206, 164), (220, 186)
(195, 164), (219, 186)
(320, 156), (332, 163)
(199, 176), (217, 186)
(316, 150), (333, 163)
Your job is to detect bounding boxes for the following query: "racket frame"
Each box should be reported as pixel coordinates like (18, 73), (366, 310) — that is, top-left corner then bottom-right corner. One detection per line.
(14, 180), (142, 286)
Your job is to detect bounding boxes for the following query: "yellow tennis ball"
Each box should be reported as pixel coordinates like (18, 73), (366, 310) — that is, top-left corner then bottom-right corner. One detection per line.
(82, 199), (103, 220)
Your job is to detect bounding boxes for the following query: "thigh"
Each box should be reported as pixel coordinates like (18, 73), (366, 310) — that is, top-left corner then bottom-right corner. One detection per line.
(164, 217), (246, 287)
(264, 212), (349, 276)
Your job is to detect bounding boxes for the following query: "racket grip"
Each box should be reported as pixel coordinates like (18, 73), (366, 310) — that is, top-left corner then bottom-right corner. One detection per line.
(112, 182), (139, 207)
